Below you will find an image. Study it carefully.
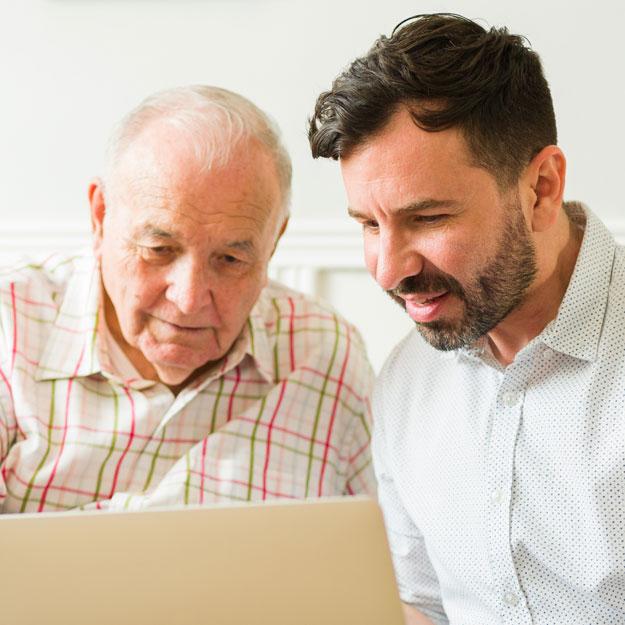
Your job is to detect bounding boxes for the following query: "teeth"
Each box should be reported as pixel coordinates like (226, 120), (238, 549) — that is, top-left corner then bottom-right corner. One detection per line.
(411, 294), (444, 306)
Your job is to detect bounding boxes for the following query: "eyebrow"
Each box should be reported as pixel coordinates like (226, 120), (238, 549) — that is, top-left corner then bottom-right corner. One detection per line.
(224, 240), (255, 252)
(136, 226), (256, 253)
(348, 198), (459, 221)
(137, 226), (175, 239)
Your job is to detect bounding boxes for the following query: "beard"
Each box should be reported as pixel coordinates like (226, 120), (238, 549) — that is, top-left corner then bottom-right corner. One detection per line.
(387, 196), (538, 351)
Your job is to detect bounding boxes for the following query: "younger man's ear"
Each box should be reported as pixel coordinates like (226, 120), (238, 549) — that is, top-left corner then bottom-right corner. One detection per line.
(88, 177), (107, 261)
(524, 145), (566, 233)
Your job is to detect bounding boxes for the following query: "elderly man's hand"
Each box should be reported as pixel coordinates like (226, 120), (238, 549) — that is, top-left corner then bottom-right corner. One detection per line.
(402, 602), (438, 625)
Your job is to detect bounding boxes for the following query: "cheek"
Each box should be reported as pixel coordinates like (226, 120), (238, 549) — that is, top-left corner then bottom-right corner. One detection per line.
(132, 264), (172, 313)
(104, 258), (163, 317)
(416, 230), (473, 274)
(362, 238), (379, 278)
(132, 275), (164, 308)
(217, 273), (265, 319)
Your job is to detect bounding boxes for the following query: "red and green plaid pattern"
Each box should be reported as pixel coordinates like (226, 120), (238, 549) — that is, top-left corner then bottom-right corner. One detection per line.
(0, 253), (375, 513)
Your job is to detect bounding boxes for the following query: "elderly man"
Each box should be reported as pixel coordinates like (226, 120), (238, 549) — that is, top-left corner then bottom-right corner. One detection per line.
(0, 85), (374, 513)
(309, 13), (625, 625)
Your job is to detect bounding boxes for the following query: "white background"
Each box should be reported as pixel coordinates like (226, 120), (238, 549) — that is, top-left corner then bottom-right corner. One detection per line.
(1, 0), (624, 370)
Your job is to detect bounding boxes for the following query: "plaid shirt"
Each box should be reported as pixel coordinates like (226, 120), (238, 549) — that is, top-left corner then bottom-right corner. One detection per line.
(0, 253), (375, 513)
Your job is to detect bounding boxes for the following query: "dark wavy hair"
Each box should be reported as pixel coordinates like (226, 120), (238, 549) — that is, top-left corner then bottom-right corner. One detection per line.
(308, 13), (557, 189)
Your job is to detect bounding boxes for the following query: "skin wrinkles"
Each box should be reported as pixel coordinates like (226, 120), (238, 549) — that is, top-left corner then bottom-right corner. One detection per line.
(130, 217), (262, 259)
(90, 120), (285, 392)
(348, 199), (461, 223)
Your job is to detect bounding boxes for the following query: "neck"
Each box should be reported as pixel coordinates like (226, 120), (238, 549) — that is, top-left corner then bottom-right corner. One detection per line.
(487, 210), (584, 367)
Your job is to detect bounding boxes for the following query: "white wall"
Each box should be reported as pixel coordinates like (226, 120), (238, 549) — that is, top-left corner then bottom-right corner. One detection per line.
(1, 0), (624, 370)
(2, 0), (624, 223)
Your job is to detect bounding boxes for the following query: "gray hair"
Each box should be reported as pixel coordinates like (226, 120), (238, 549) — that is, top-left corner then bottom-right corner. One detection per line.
(103, 85), (292, 219)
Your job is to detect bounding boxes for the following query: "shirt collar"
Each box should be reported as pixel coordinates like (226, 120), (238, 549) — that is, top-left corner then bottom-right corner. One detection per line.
(539, 203), (616, 362)
(36, 255), (276, 386)
(221, 288), (276, 384)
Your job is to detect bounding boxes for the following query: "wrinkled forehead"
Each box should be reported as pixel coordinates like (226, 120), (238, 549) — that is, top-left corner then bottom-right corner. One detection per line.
(105, 124), (283, 233)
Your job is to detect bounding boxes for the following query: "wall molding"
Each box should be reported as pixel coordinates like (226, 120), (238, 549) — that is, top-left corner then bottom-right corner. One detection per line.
(2, 218), (625, 294)
(0, 219), (364, 262)
(0, 219), (366, 295)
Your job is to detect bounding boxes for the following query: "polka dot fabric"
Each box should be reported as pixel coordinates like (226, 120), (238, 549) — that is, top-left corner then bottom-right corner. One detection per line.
(372, 205), (625, 624)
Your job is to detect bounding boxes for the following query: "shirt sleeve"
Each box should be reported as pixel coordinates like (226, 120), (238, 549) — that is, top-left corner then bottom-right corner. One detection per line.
(0, 295), (17, 504)
(372, 391), (448, 624)
(343, 392), (376, 497)
(0, 366), (14, 465)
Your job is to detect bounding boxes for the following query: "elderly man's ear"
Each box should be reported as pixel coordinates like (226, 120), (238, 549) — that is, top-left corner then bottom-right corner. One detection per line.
(88, 177), (107, 261)
(270, 217), (289, 258)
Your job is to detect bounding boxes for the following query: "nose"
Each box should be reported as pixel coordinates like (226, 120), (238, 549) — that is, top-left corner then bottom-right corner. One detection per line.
(165, 256), (213, 315)
(372, 228), (424, 291)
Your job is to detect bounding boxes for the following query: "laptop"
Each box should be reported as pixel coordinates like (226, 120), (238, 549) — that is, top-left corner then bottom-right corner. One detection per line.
(0, 497), (405, 625)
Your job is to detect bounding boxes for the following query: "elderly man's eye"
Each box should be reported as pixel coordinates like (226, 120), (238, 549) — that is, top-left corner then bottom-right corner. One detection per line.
(216, 254), (247, 273)
(138, 245), (174, 262)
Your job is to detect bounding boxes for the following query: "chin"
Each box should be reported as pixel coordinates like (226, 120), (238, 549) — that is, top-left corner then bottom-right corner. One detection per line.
(153, 363), (197, 387)
(152, 350), (222, 385)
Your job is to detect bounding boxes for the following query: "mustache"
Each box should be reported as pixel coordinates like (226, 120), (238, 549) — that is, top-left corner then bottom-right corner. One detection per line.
(387, 271), (466, 301)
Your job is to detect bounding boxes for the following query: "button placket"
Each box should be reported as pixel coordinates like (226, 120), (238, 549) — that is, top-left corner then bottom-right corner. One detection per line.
(490, 488), (505, 505)
(486, 370), (531, 624)
(500, 390), (519, 406)
(503, 591), (519, 606)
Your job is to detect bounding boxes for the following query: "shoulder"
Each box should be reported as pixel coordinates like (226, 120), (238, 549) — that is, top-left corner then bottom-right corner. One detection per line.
(255, 279), (373, 391)
(0, 252), (89, 300)
(258, 279), (368, 352)
(373, 329), (459, 430)
(376, 329), (443, 393)
(0, 251), (95, 354)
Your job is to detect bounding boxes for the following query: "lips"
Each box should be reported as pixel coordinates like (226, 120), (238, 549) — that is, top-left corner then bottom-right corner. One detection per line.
(165, 322), (207, 332)
(164, 323), (211, 335)
(149, 315), (213, 334)
(403, 291), (449, 323)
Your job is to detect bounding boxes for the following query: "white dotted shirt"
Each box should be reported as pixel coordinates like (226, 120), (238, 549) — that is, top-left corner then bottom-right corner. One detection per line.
(372, 204), (625, 624)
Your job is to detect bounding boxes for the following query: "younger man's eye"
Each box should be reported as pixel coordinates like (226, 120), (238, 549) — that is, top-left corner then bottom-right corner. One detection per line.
(417, 215), (446, 225)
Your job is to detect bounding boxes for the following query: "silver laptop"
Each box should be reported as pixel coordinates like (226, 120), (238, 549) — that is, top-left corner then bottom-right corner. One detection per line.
(0, 497), (404, 625)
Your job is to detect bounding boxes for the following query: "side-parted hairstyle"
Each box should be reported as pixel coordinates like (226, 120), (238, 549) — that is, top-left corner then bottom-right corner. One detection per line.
(104, 85), (292, 218)
(308, 13), (557, 189)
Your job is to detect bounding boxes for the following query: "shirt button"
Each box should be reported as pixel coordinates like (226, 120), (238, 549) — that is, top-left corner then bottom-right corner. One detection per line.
(490, 489), (504, 504)
(542, 348), (555, 360)
(501, 391), (518, 406)
(503, 591), (519, 606)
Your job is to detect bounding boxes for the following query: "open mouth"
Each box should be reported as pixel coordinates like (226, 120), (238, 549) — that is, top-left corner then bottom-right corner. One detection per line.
(410, 293), (447, 306)
(404, 292), (449, 323)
